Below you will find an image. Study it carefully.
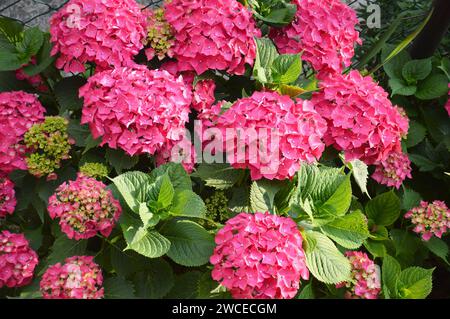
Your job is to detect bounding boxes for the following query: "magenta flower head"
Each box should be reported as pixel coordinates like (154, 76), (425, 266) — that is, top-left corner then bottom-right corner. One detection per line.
(210, 212), (309, 299)
(336, 251), (381, 299)
(0, 231), (38, 288)
(445, 84), (450, 116)
(80, 64), (192, 156)
(49, 0), (148, 73)
(405, 201), (450, 241)
(48, 173), (122, 240)
(0, 91), (45, 173)
(164, 0), (261, 75)
(270, 0), (361, 74)
(371, 151), (412, 189)
(0, 176), (16, 218)
(215, 91), (327, 180)
(311, 70), (409, 165)
(40, 256), (104, 299)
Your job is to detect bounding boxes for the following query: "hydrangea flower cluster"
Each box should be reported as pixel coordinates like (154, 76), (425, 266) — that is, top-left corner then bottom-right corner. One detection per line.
(311, 71), (409, 165)
(215, 91), (327, 180)
(270, 0), (361, 74)
(145, 7), (175, 61)
(336, 251), (381, 299)
(49, 0), (148, 73)
(371, 151), (412, 189)
(164, 0), (261, 75)
(0, 231), (38, 288)
(40, 256), (104, 299)
(210, 212), (309, 299)
(24, 116), (73, 178)
(205, 191), (231, 224)
(80, 65), (192, 156)
(48, 173), (122, 240)
(0, 177), (16, 218)
(79, 162), (109, 180)
(15, 57), (48, 92)
(0, 91), (45, 173)
(405, 201), (450, 241)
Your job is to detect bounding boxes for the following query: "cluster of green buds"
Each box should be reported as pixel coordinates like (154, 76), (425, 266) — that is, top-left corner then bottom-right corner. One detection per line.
(24, 116), (73, 178)
(205, 191), (232, 224)
(79, 162), (110, 180)
(145, 8), (175, 61)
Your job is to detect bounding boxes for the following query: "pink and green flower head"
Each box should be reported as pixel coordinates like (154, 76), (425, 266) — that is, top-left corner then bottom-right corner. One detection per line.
(405, 201), (450, 241)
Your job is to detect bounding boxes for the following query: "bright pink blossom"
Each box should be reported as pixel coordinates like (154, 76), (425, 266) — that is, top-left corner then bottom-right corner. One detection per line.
(15, 57), (48, 92)
(405, 201), (450, 241)
(40, 256), (103, 299)
(372, 151), (412, 189)
(210, 212), (309, 299)
(311, 71), (409, 165)
(80, 65), (192, 156)
(49, 0), (148, 73)
(164, 0), (261, 75)
(48, 173), (122, 240)
(0, 231), (38, 288)
(337, 251), (381, 299)
(214, 91), (327, 180)
(0, 177), (16, 217)
(270, 0), (361, 74)
(0, 91), (45, 173)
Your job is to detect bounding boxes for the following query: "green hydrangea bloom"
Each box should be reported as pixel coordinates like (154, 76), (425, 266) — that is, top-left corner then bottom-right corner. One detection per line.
(145, 8), (175, 60)
(79, 162), (109, 180)
(205, 191), (232, 224)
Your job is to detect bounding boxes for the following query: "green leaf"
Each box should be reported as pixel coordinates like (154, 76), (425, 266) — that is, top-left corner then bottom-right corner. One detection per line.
(166, 271), (202, 299)
(157, 174), (175, 208)
(409, 154), (442, 172)
(401, 188), (421, 211)
(366, 191), (400, 226)
(382, 255), (401, 298)
(319, 174), (352, 218)
(424, 237), (449, 265)
(271, 54), (302, 84)
(123, 224), (171, 259)
(382, 45), (411, 79)
(16, 27), (43, 61)
(133, 259), (174, 298)
(192, 163), (241, 190)
(110, 247), (141, 278)
(321, 211), (370, 249)
(349, 159), (370, 197)
(304, 231), (351, 284)
(370, 225), (389, 241)
(197, 271), (231, 299)
(0, 17), (24, 43)
(402, 59), (432, 82)
(23, 34), (54, 76)
(112, 171), (154, 212)
(67, 120), (90, 147)
(171, 190), (207, 218)
(250, 179), (283, 213)
(389, 78), (417, 96)
(162, 220), (215, 267)
(415, 74), (449, 100)
(253, 37), (279, 84)
(54, 76), (86, 112)
(46, 236), (88, 267)
(104, 276), (135, 299)
(405, 121), (426, 148)
(252, 4), (297, 27)
(297, 282), (314, 299)
(364, 239), (387, 258)
(106, 148), (139, 175)
(397, 267), (433, 299)
(151, 162), (192, 191)
(390, 229), (423, 266)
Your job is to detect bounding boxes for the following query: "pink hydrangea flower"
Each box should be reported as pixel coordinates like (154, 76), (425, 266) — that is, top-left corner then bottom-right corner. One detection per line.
(0, 91), (45, 173)
(40, 256), (103, 299)
(15, 57), (48, 92)
(49, 0), (148, 73)
(270, 0), (361, 74)
(0, 231), (38, 288)
(336, 251), (381, 299)
(164, 0), (261, 75)
(210, 212), (309, 299)
(214, 91), (327, 180)
(405, 201), (450, 241)
(311, 70), (409, 165)
(80, 64), (192, 156)
(372, 151), (412, 189)
(445, 84), (450, 116)
(0, 176), (16, 218)
(48, 173), (122, 240)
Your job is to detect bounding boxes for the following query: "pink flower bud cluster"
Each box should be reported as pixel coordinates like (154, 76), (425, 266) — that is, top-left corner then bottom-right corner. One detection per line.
(0, 177), (16, 218)
(405, 200), (450, 241)
(80, 64), (192, 156)
(0, 231), (38, 288)
(164, 0), (261, 75)
(48, 173), (122, 240)
(0, 91), (45, 173)
(336, 251), (381, 299)
(210, 212), (309, 299)
(40, 256), (104, 299)
(270, 0), (361, 74)
(371, 151), (412, 189)
(49, 0), (148, 73)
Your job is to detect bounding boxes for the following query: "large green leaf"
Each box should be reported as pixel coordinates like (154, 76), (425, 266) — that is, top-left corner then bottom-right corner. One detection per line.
(321, 211), (370, 249)
(151, 162), (192, 192)
(271, 54), (302, 84)
(318, 174), (352, 218)
(253, 37), (279, 84)
(105, 148), (139, 175)
(166, 271), (202, 299)
(133, 259), (174, 298)
(401, 188), (421, 211)
(424, 237), (449, 265)
(103, 276), (135, 299)
(366, 191), (400, 226)
(157, 174), (175, 208)
(304, 231), (351, 284)
(382, 255), (401, 298)
(402, 59), (432, 82)
(349, 159), (370, 197)
(405, 121), (426, 148)
(389, 78), (417, 96)
(415, 74), (449, 100)
(162, 220), (215, 267)
(122, 222), (171, 259)
(250, 179), (283, 213)
(192, 163), (241, 190)
(112, 171), (154, 212)
(16, 27), (43, 61)
(171, 190), (206, 218)
(397, 267), (434, 299)
(54, 76), (86, 113)
(45, 236), (88, 268)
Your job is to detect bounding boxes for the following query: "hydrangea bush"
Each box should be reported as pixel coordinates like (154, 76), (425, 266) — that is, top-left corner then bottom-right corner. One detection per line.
(0, 0), (449, 300)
